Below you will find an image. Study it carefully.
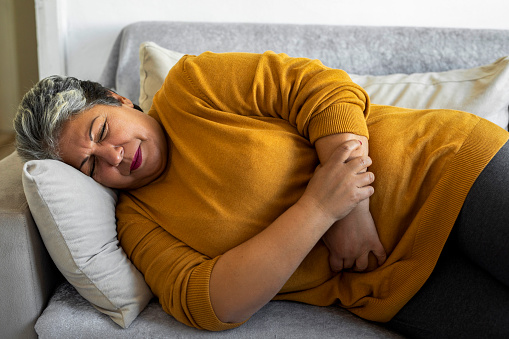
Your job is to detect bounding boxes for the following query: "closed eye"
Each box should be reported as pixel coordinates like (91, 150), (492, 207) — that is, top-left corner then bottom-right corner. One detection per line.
(89, 117), (107, 177)
(98, 121), (108, 142)
(89, 156), (96, 178)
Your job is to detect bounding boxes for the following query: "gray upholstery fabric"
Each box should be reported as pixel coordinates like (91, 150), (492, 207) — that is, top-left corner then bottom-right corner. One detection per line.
(100, 22), (509, 105)
(0, 152), (61, 339)
(36, 282), (403, 339)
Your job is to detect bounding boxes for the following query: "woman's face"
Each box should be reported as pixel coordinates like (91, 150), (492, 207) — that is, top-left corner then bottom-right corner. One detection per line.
(58, 93), (168, 189)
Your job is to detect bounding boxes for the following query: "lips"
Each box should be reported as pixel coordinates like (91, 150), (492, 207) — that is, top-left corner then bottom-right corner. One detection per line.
(130, 146), (142, 171)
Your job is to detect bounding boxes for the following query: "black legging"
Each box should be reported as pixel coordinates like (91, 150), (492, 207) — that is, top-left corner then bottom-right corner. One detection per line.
(386, 142), (509, 339)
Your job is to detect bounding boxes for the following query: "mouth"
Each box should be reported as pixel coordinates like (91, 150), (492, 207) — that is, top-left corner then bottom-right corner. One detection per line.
(130, 146), (142, 171)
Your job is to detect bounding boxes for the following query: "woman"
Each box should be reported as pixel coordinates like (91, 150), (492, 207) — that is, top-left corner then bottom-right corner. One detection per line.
(14, 51), (509, 338)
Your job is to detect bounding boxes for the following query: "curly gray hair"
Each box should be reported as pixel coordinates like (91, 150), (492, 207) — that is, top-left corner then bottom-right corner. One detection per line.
(13, 75), (121, 161)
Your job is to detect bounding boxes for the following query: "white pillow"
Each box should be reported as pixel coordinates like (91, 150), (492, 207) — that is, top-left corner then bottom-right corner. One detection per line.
(22, 160), (153, 328)
(139, 41), (184, 112)
(138, 42), (509, 130)
(350, 57), (509, 130)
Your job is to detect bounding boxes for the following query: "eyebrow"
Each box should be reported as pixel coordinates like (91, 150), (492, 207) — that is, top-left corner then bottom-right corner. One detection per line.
(78, 116), (100, 171)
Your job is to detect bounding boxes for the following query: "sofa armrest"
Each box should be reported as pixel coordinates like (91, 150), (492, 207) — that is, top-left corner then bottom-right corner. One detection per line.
(0, 152), (61, 339)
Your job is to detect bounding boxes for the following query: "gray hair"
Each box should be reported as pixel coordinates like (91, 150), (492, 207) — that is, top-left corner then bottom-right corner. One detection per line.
(13, 75), (121, 161)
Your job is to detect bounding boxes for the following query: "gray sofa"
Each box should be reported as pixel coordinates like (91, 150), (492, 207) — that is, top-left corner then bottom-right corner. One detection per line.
(2, 21), (509, 339)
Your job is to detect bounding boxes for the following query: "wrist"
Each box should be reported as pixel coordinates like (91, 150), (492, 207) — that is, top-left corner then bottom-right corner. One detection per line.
(337, 199), (370, 225)
(295, 195), (336, 230)
(348, 198), (370, 214)
(358, 197), (370, 208)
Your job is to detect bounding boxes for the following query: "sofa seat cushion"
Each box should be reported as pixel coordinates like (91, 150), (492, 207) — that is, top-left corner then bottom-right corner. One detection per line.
(35, 282), (403, 339)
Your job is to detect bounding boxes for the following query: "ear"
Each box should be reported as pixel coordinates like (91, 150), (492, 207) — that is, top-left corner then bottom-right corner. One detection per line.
(108, 91), (134, 107)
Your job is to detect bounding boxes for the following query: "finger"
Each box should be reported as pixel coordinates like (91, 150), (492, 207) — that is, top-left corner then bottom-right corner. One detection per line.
(329, 256), (344, 273)
(373, 245), (387, 266)
(348, 155), (373, 174)
(357, 171), (375, 187)
(329, 140), (364, 164)
(356, 185), (375, 201)
(353, 253), (369, 272)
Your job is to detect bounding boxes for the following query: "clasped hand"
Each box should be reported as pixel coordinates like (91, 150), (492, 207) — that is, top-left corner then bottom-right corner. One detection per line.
(323, 199), (386, 272)
(302, 140), (375, 224)
(302, 139), (386, 272)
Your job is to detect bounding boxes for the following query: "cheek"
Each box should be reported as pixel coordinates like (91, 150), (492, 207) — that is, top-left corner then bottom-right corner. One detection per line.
(95, 166), (122, 187)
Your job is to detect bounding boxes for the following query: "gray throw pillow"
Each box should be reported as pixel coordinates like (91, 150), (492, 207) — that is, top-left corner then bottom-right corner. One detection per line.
(22, 159), (153, 328)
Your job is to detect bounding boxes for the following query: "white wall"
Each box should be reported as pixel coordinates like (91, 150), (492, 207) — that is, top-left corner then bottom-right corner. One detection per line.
(37, 0), (509, 82)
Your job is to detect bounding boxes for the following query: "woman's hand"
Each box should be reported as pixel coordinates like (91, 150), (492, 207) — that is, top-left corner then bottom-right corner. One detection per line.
(300, 140), (375, 226)
(322, 199), (386, 272)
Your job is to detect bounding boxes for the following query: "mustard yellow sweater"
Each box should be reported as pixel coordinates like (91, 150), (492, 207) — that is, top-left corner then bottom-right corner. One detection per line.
(116, 51), (508, 331)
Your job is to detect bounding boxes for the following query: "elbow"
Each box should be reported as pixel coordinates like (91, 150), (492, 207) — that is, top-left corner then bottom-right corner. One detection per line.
(211, 296), (252, 324)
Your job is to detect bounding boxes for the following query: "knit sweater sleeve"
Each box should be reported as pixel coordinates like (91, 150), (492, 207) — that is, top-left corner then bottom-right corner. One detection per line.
(160, 51), (370, 143)
(116, 195), (246, 331)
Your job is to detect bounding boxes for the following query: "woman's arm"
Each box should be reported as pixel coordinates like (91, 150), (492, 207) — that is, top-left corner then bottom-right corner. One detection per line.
(315, 133), (386, 272)
(210, 140), (374, 323)
(160, 51), (370, 145)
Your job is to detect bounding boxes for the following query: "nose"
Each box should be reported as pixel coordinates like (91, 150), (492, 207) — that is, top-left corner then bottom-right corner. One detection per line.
(96, 145), (124, 166)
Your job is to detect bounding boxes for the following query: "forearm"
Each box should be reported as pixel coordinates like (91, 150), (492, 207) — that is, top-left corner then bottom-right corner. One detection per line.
(210, 197), (332, 323)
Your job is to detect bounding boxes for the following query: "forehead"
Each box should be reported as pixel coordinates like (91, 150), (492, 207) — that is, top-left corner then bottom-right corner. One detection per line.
(60, 108), (100, 140)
